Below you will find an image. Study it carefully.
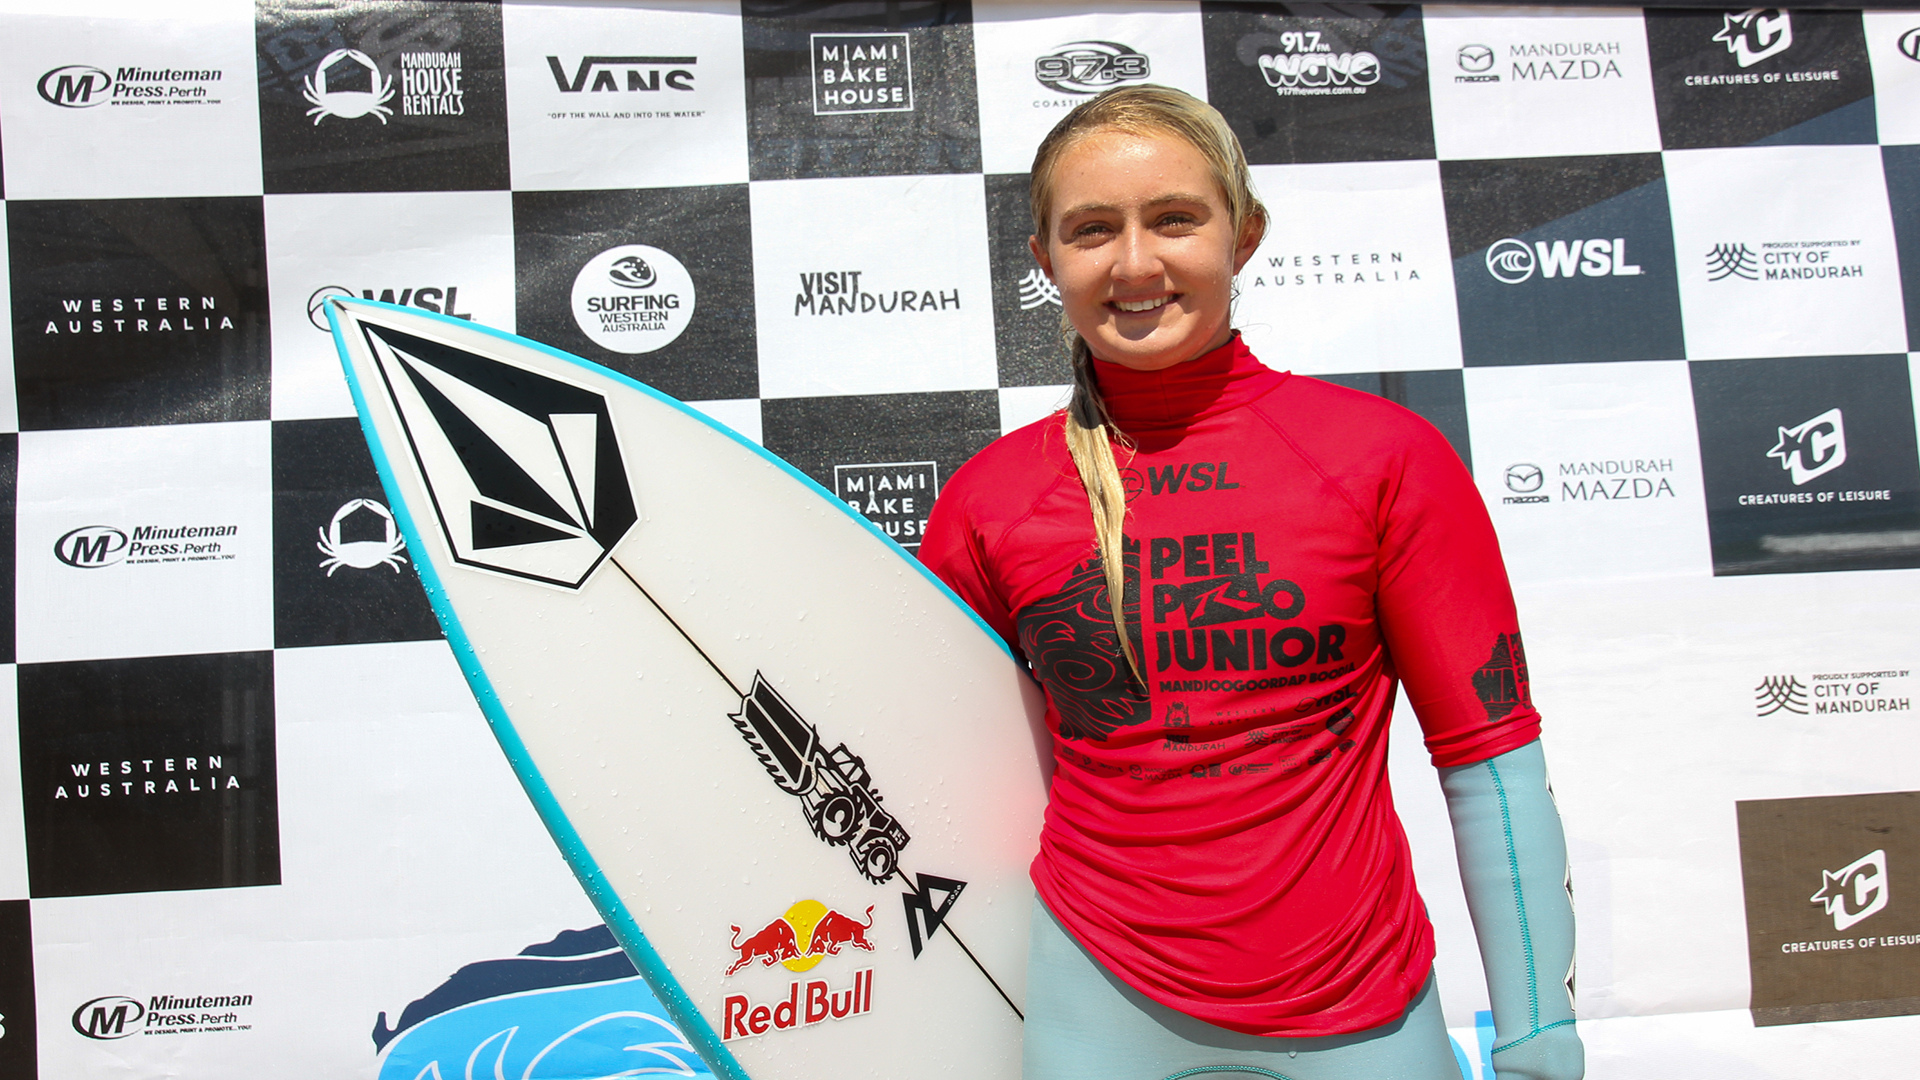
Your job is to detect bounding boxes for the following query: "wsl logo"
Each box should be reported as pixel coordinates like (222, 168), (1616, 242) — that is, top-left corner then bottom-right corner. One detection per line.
(1485, 237), (1642, 284)
(570, 244), (695, 354)
(351, 315), (639, 589)
(1767, 408), (1846, 486)
(1811, 849), (1888, 931)
(306, 286), (471, 331)
(1033, 42), (1150, 95)
(55, 526), (129, 568)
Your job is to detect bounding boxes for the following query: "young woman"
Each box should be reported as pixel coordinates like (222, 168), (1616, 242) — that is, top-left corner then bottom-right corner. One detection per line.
(921, 87), (1584, 1080)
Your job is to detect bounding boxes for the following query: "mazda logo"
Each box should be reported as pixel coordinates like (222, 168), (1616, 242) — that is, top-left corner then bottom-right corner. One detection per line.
(1458, 44), (1495, 72)
(1505, 463), (1544, 493)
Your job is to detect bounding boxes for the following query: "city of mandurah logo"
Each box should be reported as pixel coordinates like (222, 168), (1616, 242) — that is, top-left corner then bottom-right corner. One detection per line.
(547, 54), (695, 94)
(1715, 8), (1794, 68)
(304, 46), (464, 125)
(1754, 670), (1910, 718)
(37, 63), (225, 108)
(1705, 240), (1863, 284)
(1255, 29), (1379, 96)
(55, 523), (236, 568)
(811, 32), (911, 115)
(1033, 41), (1150, 95)
(308, 285), (471, 331)
(1485, 237), (1642, 284)
(1812, 849), (1889, 932)
(571, 245), (696, 353)
(834, 461), (937, 548)
(71, 992), (254, 1040)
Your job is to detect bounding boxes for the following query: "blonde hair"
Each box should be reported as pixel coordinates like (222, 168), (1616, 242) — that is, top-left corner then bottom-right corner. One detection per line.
(1028, 85), (1267, 682)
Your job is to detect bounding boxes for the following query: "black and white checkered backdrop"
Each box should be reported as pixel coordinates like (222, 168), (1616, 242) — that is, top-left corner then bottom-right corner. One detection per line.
(2, 1), (1919, 1076)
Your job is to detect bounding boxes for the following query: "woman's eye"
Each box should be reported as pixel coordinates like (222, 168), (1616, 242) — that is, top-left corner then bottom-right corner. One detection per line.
(1070, 222), (1113, 239)
(1157, 213), (1197, 230)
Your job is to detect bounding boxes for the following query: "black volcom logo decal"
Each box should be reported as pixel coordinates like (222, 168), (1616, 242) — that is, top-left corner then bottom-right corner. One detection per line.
(731, 674), (910, 884)
(361, 322), (638, 589)
(1472, 631), (1532, 722)
(1017, 547), (1151, 741)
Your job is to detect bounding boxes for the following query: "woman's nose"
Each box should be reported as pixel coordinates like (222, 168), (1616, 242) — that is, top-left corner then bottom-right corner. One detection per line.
(1110, 223), (1160, 282)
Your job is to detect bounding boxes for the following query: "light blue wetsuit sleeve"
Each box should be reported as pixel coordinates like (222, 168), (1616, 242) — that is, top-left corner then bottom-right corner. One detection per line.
(1439, 739), (1584, 1080)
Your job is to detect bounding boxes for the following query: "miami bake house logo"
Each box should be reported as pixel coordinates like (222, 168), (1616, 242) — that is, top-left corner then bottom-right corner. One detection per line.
(812, 33), (911, 114)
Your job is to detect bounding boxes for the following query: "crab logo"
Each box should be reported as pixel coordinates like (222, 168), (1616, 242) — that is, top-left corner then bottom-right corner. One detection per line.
(608, 256), (656, 289)
(316, 498), (409, 575)
(354, 315), (639, 589)
(1811, 849), (1888, 931)
(304, 48), (395, 125)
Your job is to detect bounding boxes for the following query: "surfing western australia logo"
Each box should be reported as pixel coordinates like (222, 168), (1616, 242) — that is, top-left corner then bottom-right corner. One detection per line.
(373, 925), (709, 1079)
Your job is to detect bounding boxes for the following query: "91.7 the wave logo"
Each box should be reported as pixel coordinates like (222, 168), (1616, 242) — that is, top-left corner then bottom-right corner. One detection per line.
(1256, 30), (1379, 96)
(1033, 42), (1150, 94)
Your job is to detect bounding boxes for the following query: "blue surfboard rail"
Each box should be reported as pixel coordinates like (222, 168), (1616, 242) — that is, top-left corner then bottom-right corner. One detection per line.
(325, 298), (1024, 1080)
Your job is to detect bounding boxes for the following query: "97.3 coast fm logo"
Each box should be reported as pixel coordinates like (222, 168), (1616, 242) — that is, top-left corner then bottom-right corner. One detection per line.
(1031, 41), (1151, 106)
(71, 991), (255, 1040)
(571, 245), (696, 354)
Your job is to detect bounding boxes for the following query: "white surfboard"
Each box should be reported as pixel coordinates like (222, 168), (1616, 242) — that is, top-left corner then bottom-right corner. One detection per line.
(327, 298), (1048, 1080)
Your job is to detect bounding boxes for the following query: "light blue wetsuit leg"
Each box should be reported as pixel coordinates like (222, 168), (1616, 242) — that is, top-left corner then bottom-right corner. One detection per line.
(1022, 898), (1463, 1080)
(1440, 739), (1583, 1080)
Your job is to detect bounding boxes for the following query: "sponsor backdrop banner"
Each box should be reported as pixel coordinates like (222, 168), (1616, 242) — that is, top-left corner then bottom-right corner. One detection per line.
(0, 0), (1919, 1077)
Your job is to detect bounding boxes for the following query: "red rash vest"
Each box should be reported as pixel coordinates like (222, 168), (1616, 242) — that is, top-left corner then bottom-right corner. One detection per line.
(921, 335), (1541, 1037)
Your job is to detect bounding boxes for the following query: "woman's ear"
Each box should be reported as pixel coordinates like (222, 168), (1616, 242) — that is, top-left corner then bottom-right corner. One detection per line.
(1028, 234), (1054, 281)
(1231, 210), (1266, 275)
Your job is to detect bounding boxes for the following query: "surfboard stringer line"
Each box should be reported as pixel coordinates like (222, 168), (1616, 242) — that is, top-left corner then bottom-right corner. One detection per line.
(327, 297), (1031, 1080)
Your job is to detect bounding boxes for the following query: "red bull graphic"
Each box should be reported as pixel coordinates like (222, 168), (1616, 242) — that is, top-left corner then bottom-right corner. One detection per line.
(726, 900), (876, 976)
(720, 969), (873, 1042)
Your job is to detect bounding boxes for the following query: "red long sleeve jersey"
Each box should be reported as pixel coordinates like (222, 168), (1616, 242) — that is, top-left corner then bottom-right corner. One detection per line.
(920, 337), (1541, 1037)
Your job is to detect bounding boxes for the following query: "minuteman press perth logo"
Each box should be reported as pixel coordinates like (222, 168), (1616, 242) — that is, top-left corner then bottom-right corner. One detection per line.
(72, 992), (254, 1040)
(54, 524), (237, 568)
(38, 64), (226, 109)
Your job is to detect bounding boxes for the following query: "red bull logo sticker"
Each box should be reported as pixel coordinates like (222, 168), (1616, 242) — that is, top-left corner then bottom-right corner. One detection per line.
(721, 900), (879, 1041)
(720, 968), (874, 1041)
(726, 900), (876, 975)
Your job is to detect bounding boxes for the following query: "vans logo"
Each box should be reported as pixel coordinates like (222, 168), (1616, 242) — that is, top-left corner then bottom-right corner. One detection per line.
(547, 55), (696, 93)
